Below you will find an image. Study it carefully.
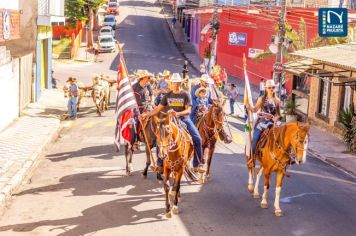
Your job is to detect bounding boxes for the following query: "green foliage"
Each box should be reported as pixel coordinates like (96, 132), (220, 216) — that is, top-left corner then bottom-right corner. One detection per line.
(283, 95), (300, 115)
(65, 0), (105, 22)
(339, 104), (356, 152)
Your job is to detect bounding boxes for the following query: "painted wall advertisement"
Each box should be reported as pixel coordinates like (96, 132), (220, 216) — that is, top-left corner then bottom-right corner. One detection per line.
(248, 48), (264, 58)
(228, 32), (247, 46)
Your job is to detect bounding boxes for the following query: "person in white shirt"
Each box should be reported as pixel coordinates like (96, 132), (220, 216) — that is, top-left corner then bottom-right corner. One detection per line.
(227, 83), (239, 115)
(259, 78), (265, 96)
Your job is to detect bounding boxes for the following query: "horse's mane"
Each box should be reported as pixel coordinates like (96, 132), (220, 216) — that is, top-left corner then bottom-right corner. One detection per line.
(267, 124), (288, 152)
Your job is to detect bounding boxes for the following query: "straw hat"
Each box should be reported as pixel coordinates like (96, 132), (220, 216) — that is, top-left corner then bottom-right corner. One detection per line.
(162, 70), (171, 77)
(195, 87), (207, 97)
(169, 73), (183, 83)
(66, 77), (77, 82)
(135, 70), (153, 80)
(264, 79), (277, 88)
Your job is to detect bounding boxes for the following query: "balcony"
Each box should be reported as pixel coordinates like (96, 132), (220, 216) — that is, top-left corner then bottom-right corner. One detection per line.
(37, 0), (65, 26)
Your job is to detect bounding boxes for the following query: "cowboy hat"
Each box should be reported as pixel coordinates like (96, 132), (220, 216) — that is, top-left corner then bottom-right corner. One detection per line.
(195, 87), (208, 97)
(161, 70), (171, 77)
(264, 79), (276, 88)
(169, 73), (183, 83)
(136, 70), (153, 79)
(200, 74), (215, 85)
(66, 77), (77, 82)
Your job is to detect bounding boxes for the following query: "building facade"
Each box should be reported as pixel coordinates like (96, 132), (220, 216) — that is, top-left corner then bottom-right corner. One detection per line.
(286, 43), (356, 136)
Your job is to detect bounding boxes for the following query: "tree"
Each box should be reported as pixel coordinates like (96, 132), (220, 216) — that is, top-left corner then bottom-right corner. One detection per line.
(65, 0), (105, 47)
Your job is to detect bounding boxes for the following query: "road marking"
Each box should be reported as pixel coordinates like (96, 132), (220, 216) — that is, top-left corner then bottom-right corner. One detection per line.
(280, 192), (322, 203)
(232, 133), (244, 144)
(82, 121), (97, 129)
(104, 120), (115, 127)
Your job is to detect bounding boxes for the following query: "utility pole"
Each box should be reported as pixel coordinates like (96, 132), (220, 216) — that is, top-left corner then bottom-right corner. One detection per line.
(208, 0), (220, 74)
(273, 0), (287, 99)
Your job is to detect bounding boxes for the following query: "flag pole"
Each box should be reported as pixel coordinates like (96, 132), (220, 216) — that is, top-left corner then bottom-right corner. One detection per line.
(117, 44), (157, 168)
(243, 54), (254, 173)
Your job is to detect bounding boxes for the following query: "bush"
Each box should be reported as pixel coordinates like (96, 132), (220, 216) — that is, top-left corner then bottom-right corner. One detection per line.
(283, 95), (300, 115)
(339, 104), (356, 152)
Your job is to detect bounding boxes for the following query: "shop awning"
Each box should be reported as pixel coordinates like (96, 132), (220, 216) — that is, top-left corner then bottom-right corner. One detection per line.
(289, 43), (356, 89)
(283, 59), (313, 75)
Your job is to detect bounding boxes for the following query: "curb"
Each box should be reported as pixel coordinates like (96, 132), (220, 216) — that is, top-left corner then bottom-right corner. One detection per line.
(159, 1), (200, 74)
(307, 149), (356, 179)
(0, 120), (62, 214)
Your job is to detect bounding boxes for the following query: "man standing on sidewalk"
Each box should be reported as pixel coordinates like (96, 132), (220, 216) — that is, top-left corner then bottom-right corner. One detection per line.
(227, 83), (238, 116)
(67, 77), (79, 119)
(171, 15), (177, 28)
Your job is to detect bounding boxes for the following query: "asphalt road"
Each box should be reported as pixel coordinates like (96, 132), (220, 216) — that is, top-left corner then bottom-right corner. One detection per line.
(0, 1), (355, 235)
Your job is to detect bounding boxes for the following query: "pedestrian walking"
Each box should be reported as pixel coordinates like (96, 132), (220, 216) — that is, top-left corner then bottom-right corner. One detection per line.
(259, 78), (265, 96)
(51, 70), (58, 89)
(200, 63), (206, 76)
(67, 77), (79, 119)
(227, 83), (239, 115)
(182, 60), (189, 79)
(280, 83), (287, 107)
(171, 15), (177, 28)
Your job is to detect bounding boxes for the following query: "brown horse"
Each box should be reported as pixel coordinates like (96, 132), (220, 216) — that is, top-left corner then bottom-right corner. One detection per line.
(154, 114), (196, 218)
(247, 121), (310, 216)
(197, 101), (226, 178)
(124, 115), (157, 177)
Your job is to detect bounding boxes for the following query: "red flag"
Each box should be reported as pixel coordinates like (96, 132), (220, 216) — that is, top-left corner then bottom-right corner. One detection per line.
(114, 57), (137, 151)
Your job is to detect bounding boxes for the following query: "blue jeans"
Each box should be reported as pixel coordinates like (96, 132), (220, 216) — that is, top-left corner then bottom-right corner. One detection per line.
(252, 127), (262, 154)
(67, 97), (78, 118)
(157, 116), (203, 168)
(229, 98), (235, 114)
(133, 108), (144, 142)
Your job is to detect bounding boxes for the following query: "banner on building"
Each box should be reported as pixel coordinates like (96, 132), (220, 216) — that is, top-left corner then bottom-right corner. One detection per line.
(248, 48), (264, 58)
(319, 8), (348, 37)
(228, 32), (247, 46)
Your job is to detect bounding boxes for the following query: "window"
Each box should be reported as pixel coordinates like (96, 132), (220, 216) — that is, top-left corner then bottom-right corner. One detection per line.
(340, 86), (353, 111)
(318, 78), (331, 117)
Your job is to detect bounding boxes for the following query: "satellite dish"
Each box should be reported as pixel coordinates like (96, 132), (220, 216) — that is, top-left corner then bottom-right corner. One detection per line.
(269, 44), (278, 54)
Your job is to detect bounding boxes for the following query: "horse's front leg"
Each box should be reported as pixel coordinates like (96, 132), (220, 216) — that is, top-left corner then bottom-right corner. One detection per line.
(253, 166), (263, 198)
(172, 170), (183, 215)
(261, 172), (270, 209)
(124, 144), (132, 175)
(163, 166), (172, 218)
(142, 145), (151, 179)
(274, 171), (285, 217)
(206, 145), (216, 178)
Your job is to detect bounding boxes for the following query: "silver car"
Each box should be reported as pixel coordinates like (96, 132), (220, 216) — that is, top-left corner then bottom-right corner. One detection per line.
(98, 35), (116, 53)
(99, 26), (115, 37)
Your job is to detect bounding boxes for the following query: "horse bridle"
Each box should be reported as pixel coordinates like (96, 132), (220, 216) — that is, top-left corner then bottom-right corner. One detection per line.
(201, 105), (224, 145)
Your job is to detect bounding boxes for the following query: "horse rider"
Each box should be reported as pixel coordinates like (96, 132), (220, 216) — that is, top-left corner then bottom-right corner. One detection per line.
(246, 79), (281, 156)
(141, 73), (206, 173)
(154, 70), (171, 106)
(191, 87), (210, 124)
(132, 70), (153, 148)
(191, 74), (232, 144)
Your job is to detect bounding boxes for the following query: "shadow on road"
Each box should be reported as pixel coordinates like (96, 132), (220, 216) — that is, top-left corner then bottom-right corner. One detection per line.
(2, 171), (165, 235)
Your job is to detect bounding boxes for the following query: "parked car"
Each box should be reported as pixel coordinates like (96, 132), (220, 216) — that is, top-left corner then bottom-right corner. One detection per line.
(98, 35), (116, 53)
(99, 26), (115, 37)
(103, 15), (116, 30)
(107, 2), (119, 15)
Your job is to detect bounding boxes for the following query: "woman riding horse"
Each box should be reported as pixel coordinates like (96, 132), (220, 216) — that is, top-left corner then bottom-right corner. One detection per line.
(246, 79), (281, 158)
(141, 73), (206, 173)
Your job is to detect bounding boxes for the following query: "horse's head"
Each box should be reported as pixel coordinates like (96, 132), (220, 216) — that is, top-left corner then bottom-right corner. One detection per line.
(210, 100), (226, 129)
(154, 115), (172, 159)
(291, 122), (310, 165)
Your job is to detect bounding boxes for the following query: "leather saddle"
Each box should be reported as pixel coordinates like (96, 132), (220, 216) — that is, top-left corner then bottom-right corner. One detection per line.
(255, 128), (271, 157)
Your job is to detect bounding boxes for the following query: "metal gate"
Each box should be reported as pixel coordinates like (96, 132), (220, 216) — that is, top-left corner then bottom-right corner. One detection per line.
(19, 53), (33, 110)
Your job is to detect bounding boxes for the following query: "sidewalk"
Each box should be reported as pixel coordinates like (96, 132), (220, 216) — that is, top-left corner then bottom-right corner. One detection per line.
(0, 89), (67, 212)
(160, 1), (356, 178)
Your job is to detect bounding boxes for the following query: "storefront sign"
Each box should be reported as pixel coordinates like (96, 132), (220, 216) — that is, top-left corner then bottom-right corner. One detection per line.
(248, 48), (264, 58)
(3, 10), (10, 40)
(228, 32), (247, 46)
(319, 8), (348, 37)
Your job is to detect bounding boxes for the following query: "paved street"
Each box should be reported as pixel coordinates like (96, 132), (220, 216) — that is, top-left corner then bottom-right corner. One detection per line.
(0, 1), (355, 235)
